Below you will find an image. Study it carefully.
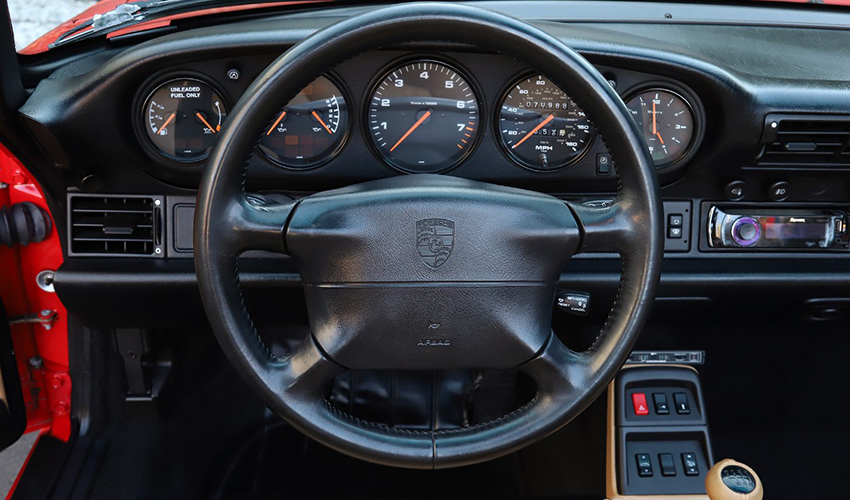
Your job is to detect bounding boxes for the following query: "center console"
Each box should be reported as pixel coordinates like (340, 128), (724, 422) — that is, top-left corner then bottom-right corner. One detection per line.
(607, 365), (714, 499)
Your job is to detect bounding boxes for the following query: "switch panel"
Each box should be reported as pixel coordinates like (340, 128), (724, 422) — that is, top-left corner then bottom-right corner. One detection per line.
(663, 201), (692, 252)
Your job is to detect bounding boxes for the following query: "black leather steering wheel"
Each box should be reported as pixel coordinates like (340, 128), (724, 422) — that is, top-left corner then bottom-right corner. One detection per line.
(195, 2), (662, 469)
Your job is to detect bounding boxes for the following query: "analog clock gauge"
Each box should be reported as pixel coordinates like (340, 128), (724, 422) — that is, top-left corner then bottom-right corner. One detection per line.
(625, 88), (696, 168)
(367, 60), (481, 173)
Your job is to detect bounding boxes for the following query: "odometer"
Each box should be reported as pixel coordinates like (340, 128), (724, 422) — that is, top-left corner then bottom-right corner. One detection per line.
(142, 78), (227, 162)
(497, 75), (593, 171)
(367, 60), (480, 173)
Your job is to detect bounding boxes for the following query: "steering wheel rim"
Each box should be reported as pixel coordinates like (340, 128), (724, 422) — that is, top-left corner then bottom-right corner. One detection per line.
(195, 2), (662, 469)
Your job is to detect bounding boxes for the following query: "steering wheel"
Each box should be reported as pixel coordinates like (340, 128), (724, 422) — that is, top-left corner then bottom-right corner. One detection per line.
(195, 2), (662, 469)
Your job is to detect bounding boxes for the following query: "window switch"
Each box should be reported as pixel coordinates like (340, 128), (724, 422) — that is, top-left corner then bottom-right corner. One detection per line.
(673, 392), (691, 414)
(659, 453), (676, 477)
(636, 454), (653, 477)
(682, 453), (699, 476)
(632, 393), (649, 416)
(652, 393), (670, 415)
(668, 214), (684, 227)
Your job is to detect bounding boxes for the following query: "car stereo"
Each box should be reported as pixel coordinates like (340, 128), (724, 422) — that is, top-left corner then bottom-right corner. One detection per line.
(708, 205), (849, 250)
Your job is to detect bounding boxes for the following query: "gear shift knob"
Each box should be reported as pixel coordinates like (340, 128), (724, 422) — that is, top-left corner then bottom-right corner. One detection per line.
(706, 459), (763, 500)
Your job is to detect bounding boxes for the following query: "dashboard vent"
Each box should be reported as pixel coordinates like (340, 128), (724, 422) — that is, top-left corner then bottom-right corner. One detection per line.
(757, 114), (850, 168)
(68, 195), (163, 257)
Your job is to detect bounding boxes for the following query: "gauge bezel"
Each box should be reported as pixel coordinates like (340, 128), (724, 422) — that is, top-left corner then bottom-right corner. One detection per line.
(622, 82), (705, 171)
(257, 72), (352, 171)
(134, 72), (230, 167)
(362, 56), (484, 174)
(494, 72), (596, 173)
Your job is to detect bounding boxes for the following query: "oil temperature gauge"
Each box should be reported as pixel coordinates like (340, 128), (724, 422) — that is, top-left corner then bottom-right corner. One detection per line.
(142, 78), (227, 162)
(258, 75), (349, 169)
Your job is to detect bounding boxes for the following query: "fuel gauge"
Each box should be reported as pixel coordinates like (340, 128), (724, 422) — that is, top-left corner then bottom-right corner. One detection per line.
(142, 78), (227, 162)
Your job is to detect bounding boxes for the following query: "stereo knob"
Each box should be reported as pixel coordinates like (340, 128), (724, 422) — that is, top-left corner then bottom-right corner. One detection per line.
(731, 217), (761, 247)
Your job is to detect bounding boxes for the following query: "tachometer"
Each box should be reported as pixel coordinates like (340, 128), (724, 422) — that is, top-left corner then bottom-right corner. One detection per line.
(625, 88), (696, 168)
(258, 75), (349, 169)
(142, 78), (227, 162)
(367, 60), (480, 173)
(497, 74), (594, 171)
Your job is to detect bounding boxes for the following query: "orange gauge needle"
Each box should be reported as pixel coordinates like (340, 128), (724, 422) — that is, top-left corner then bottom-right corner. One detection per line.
(159, 113), (176, 135)
(390, 110), (431, 152)
(196, 112), (218, 134)
(266, 110), (286, 135)
(655, 132), (665, 144)
(512, 114), (554, 150)
(312, 111), (333, 135)
(652, 100), (657, 135)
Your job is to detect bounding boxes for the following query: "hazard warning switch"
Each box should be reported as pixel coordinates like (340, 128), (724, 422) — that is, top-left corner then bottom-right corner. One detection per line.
(632, 393), (649, 416)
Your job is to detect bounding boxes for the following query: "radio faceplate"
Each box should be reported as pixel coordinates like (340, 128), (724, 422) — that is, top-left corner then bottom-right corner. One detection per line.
(707, 205), (849, 250)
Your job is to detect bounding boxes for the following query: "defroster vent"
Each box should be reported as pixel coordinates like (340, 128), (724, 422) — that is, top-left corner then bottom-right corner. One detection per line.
(757, 114), (850, 168)
(68, 194), (164, 257)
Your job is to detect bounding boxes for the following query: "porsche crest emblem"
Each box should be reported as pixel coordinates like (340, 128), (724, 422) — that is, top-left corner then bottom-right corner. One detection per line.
(416, 219), (455, 269)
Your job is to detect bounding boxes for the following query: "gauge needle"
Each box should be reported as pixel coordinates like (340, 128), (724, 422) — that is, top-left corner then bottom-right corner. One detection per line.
(196, 112), (218, 134)
(512, 114), (554, 149)
(390, 110), (431, 152)
(266, 111), (286, 136)
(312, 111), (333, 135)
(652, 100), (657, 135)
(159, 113), (176, 135)
(655, 132), (665, 144)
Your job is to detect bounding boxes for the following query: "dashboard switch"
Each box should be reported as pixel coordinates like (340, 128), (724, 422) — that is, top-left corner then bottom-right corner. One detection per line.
(673, 392), (691, 414)
(555, 290), (590, 316)
(659, 453), (677, 476)
(652, 392), (670, 414)
(668, 214), (684, 227)
(682, 453), (699, 476)
(632, 393), (649, 416)
(769, 180), (791, 201)
(668, 227), (683, 239)
(596, 154), (611, 175)
(725, 180), (747, 201)
(636, 454), (653, 477)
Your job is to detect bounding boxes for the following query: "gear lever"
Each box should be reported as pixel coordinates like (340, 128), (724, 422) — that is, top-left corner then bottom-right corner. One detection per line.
(706, 459), (763, 500)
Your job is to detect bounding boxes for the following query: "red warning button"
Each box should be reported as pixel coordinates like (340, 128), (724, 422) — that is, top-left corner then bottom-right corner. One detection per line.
(632, 393), (649, 416)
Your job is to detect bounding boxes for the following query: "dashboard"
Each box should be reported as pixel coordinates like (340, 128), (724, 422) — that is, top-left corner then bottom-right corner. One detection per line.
(11, 1), (850, 327)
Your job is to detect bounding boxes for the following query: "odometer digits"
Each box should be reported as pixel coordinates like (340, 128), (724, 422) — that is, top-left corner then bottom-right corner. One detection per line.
(498, 75), (594, 171)
(368, 60), (480, 173)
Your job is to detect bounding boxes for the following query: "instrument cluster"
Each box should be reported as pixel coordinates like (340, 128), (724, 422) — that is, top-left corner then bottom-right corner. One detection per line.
(135, 57), (704, 175)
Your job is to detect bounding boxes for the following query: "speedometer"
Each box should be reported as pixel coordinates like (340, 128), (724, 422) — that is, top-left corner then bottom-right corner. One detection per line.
(367, 60), (481, 173)
(497, 74), (594, 171)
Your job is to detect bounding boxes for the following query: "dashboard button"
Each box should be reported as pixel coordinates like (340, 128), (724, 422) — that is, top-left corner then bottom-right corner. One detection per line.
(769, 181), (791, 201)
(724, 180), (747, 201)
(673, 392), (691, 414)
(668, 227), (683, 239)
(596, 154), (611, 175)
(652, 393), (670, 414)
(632, 393), (649, 415)
(668, 214), (684, 227)
(659, 453), (677, 476)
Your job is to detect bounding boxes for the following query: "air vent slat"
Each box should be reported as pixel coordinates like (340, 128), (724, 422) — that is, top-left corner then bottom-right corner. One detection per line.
(758, 115), (850, 168)
(69, 195), (161, 257)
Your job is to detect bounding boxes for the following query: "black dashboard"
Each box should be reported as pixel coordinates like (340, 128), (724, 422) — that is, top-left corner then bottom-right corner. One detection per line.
(12, 1), (850, 327)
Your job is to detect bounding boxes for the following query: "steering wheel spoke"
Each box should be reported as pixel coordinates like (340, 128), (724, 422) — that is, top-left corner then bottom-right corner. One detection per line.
(568, 200), (644, 255)
(218, 196), (295, 255)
